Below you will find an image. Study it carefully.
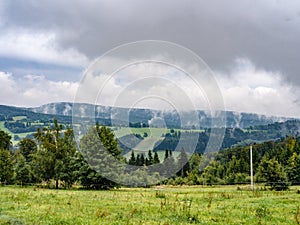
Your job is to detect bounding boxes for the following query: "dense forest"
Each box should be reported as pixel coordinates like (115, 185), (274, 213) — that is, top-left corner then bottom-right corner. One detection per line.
(0, 119), (299, 191)
(154, 120), (300, 153)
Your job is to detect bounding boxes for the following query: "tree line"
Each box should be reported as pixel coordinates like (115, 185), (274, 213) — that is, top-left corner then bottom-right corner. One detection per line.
(164, 136), (299, 191)
(0, 119), (122, 189)
(1, 119), (300, 190)
(0, 119), (192, 189)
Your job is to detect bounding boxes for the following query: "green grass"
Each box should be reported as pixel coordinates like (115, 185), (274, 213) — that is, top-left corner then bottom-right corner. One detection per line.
(0, 122), (34, 146)
(133, 136), (162, 152)
(0, 122), (12, 136)
(3, 124), (203, 148)
(12, 116), (27, 121)
(114, 127), (166, 156)
(113, 127), (168, 139)
(0, 185), (299, 224)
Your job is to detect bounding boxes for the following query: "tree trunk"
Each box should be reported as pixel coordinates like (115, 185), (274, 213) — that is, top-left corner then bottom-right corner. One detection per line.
(56, 179), (59, 189)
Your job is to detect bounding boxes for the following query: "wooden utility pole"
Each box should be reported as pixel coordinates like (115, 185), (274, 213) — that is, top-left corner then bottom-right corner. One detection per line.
(250, 144), (254, 190)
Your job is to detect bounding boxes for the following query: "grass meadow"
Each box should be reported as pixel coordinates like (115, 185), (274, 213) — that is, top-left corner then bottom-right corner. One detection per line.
(0, 185), (299, 225)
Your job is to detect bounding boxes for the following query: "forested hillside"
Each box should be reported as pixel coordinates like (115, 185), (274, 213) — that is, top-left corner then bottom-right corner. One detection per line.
(154, 120), (300, 153)
(197, 136), (300, 190)
(0, 120), (299, 190)
(2, 103), (300, 154)
(30, 102), (290, 128)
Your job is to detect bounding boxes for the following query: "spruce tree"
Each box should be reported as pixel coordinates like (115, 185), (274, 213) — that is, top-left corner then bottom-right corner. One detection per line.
(128, 151), (136, 165)
(136, 154), (141, 166)
(256, 157), (289, 191)
(0, 130), (11, 150)
(33, 119), (76, 189)
(164, 149), (169, 160)
(164, 151), (176, 178)
(177, 148), (190, 177)
(0, 148), (14, 184)
(153, 152), (160, 164)
(79, 124), (123, 189)
(145, 158), (150, 166)
(96, 123), (121, 158)
(14, 153), (32, 185)
(287, 152), (300, 184)
(18, 138), (37, 162)
(147, 150), (153, 165)
(140, 154), (145, 166)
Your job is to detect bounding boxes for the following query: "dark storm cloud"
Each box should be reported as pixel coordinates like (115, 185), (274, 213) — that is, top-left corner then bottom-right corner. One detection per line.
(2, 0), (300, 84)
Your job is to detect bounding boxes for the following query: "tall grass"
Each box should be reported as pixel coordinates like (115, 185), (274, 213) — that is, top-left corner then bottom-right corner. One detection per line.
(0, 185), (299, 224)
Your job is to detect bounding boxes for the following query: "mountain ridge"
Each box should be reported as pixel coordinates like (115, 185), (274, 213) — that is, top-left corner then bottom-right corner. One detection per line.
(1, 103), (300, 151)
(29, 102), (294, 129)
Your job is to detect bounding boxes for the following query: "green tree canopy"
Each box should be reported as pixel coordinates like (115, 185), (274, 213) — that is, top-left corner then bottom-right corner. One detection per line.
(14, 153), (33, 185)
(0, 149), (14, 184)
(32, 119), (76, 189)
(18, 138), (37, 162)
(0, 130), (11, 150)
(176, 148), (190, 177)
(256, 156), (289, 191)
(79, 125), (123, 189)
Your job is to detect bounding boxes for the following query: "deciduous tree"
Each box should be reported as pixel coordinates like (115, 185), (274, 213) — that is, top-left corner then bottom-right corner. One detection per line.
(256, 156), (289, 190)
(0, 148), (14, 184)
(33, 119), (76, 189)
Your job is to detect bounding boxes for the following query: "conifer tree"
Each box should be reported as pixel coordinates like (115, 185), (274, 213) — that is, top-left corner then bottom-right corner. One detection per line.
(79, 124), (123, 189)
(18, 138), (37, 162)
(177, 148), (190, 177)
(0, 130), (11, 150)
(153, 152), (160, 164)
(136, 154), (141, 166)
(164, 149), (169, 160)
(0, 148), (14, 184)
(287, 152), (300, 184)
(140, 154), (145, 166)
(147, 150), (153, 166)
(256, 156), (289, 190)
(128, 151), (136, 165)
(164, 150), (176, 178)
(32, 119), (76, 189)
(14, 153), (32, 185)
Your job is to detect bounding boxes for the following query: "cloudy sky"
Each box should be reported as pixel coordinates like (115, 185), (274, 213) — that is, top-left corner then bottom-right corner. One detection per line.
(0, 0), (300, 117)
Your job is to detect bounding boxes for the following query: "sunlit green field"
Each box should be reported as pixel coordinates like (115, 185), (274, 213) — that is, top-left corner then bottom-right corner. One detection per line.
(0, 121), (34, 146)
(0, 122), (12, 135)
(113, 127), (167, 139)
(0, 185), (299, 224)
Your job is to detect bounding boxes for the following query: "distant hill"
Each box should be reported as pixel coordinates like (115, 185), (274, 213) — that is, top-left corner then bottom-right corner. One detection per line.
(29, 102), (292, 129)
(154, 120), (300, 153)
(1, 102), (299, 150)
(0, 104), (72, 123)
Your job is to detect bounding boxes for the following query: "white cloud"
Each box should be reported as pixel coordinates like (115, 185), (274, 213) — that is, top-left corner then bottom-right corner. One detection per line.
(217, 58), (300, 117)
(74, 57), (300, 117)
(0, 28), (89, 67)
(0, 71), (78, 107)
(75, 61), (209, 111)
(1, 58), (300, 118)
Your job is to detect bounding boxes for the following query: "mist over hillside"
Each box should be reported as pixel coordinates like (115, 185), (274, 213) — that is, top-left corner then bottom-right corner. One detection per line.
(29, 102), (292, 129)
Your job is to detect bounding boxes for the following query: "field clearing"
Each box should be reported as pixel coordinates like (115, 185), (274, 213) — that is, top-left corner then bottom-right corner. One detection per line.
(12, 116), (27, 121)
(0, 186), (299, 224)
(133, 137), (163, 152)
(113, 127), (205, 139)
(113, 127), (168, 138)
(3, 124), (204, 148)
(0, 121), (35, 146)
(0, 122), (12, 135)
(114, 127), (166, 155)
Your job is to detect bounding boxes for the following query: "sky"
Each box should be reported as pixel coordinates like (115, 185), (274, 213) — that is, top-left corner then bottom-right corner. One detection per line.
(0, 0), (300, 117)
